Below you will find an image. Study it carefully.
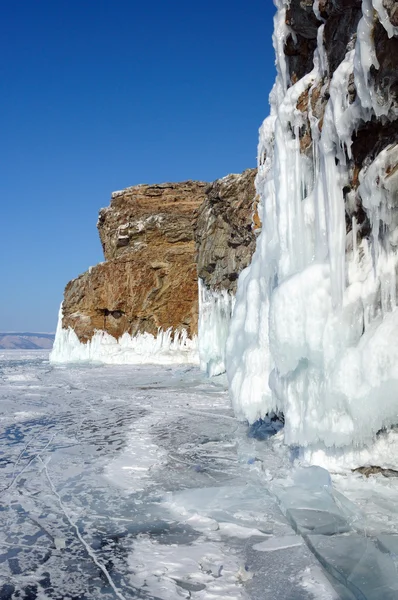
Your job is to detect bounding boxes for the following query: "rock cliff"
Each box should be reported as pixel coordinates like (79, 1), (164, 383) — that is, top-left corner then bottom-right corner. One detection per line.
(62, 182), (207, 342)
(194, 169), (257, 294)
(60, 173), (257, 345)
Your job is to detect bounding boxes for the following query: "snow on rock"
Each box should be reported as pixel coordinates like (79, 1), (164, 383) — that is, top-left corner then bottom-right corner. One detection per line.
(226, 0), (398, 456)
(302, 429), (398, 474)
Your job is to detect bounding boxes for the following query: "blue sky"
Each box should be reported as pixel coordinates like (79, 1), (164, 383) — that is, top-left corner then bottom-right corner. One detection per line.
(1, 0), (276, 332)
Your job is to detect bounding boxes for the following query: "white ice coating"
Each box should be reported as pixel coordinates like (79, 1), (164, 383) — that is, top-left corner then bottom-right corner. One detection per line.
(50, 306), (198, 365)
(355, 0), (398, 119)
(197, 279), (234, 377)
(226, 0), (398, 450)
(372, 0), (398, 39)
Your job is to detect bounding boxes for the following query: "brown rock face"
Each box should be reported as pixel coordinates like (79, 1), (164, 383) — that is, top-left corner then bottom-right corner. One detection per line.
(194, 169), (257, 293)
(97, 182), (207, 261)
(61, 173), (257, 343)
(62, 182), (207, 342)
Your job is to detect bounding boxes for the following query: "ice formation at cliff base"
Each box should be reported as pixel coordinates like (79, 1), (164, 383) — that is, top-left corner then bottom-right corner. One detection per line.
(50, 306), (198, 365)
(225, 0), (398, 459)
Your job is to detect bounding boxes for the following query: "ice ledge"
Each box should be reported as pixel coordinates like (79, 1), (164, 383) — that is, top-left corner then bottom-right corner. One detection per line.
(300, 429), (398, 473)
(50, 306), (198, 366)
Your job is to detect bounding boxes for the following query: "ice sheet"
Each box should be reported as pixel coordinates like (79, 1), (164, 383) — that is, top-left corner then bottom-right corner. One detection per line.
(0, 352), (349, 599)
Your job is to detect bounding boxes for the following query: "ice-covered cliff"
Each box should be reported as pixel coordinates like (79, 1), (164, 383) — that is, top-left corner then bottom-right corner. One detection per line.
(225, 0), (398, 457)
(194, 169), (257, 375)
(51, 0), (398, 464)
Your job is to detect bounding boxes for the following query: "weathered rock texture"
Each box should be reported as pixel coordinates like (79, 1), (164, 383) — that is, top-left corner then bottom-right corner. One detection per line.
(62, 182), (207, 342)
(61, 173), (257, 343)
(194, 169), (257, 293)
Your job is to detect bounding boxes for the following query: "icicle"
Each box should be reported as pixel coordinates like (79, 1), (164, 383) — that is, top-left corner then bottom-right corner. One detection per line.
(352, 216), (358, 263)
(197, 280), (234, 377)
(371, 0), (398, 38)
(50, 304), (198, 365)
(354, 0), (398, 119)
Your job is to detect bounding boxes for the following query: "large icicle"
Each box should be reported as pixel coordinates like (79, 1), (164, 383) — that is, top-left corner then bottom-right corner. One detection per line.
(226, 0), (398, 454)
(197, 280), (234, 377)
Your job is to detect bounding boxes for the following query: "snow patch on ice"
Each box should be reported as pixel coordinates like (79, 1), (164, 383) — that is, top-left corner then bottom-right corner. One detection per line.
(184, 514), (220, 533)
(127, 535), (246, 600)
(181, 515), (268, 540)
(13, 411), (44, 421)
(103, 413), (168, 492)
(218, 522), (268, 539)
(298, 566), (341, 600)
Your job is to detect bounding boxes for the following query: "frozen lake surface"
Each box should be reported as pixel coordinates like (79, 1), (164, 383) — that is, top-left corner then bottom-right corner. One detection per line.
(1, 351), (398, 599)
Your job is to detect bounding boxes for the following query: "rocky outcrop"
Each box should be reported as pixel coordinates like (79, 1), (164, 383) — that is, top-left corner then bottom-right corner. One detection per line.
(97, 182), (207, 261)
(353, 465), (398, 478)
(60, 173), (257, 344)
(62, 182), (207, 342)
(194, 169), (257, 293)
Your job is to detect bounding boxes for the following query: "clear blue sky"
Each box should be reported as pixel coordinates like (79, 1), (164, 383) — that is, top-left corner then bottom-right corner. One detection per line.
(1, 0), (276, 332)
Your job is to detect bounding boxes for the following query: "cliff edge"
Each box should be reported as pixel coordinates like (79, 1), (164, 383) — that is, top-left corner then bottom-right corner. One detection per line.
(61, 181), (207, 343)
(57, 171), (257, 349)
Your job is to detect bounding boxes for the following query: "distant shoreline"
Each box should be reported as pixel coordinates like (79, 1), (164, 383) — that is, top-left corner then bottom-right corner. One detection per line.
(0, 332), (55, 350)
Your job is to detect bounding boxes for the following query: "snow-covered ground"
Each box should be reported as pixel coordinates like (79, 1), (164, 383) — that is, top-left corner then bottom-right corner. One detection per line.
(1, 351), (398, 599)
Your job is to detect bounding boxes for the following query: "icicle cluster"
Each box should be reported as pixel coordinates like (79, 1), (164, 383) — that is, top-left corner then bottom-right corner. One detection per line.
(198, 279), (234, 376)
(50, 306), (198, 365)
(226, 0), (398, 450)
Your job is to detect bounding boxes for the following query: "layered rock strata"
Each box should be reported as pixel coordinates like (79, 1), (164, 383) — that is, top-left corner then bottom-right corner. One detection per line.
(62, 182), (207, 342)
(194, 169), (257, 294)
(60, 172), (257, 347)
